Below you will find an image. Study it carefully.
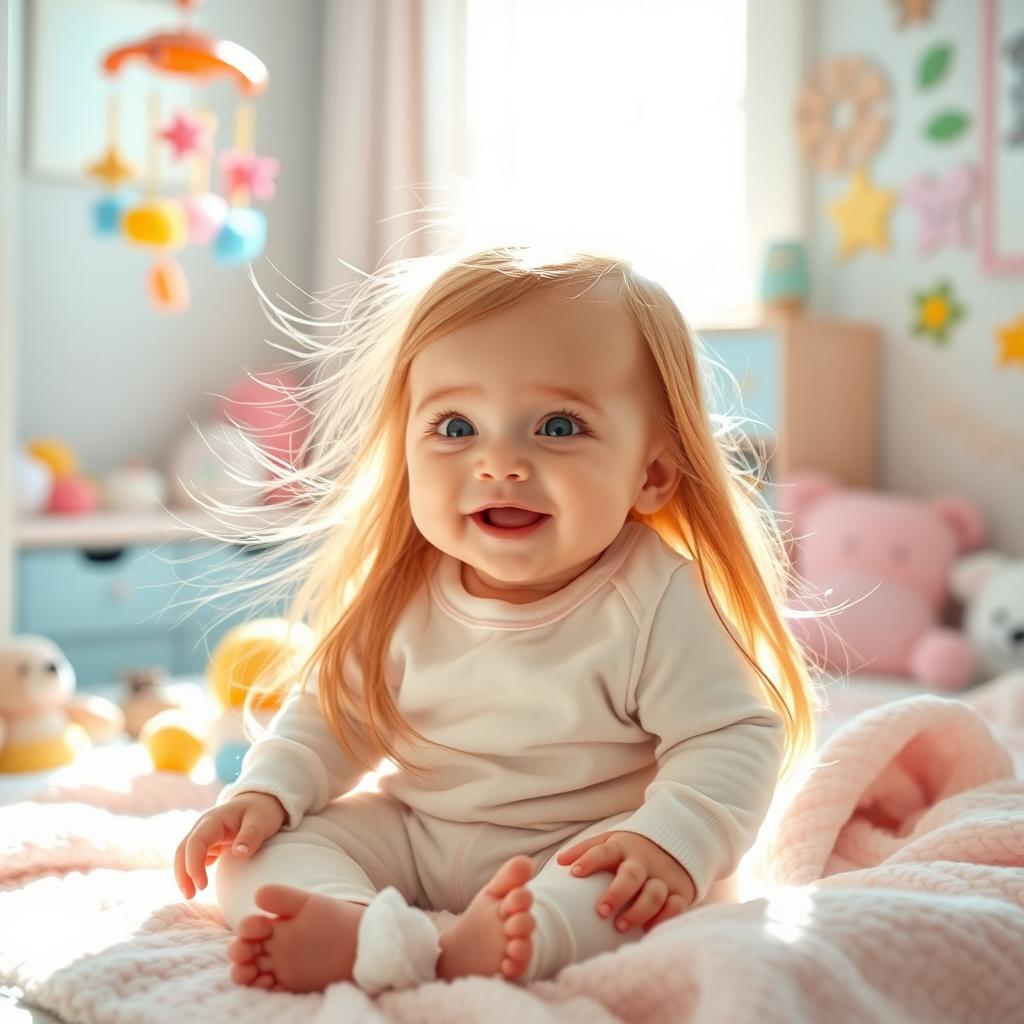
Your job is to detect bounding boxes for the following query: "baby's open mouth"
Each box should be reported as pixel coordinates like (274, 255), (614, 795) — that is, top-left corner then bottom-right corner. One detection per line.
(472, 508), (549, 529)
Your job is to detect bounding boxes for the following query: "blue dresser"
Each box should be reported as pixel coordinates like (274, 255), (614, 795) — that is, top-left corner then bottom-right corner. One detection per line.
(16, 539), (288, 689)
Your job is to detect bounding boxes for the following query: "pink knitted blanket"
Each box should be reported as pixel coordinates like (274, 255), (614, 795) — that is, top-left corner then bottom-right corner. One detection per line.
(2, 673), (1024, 1023)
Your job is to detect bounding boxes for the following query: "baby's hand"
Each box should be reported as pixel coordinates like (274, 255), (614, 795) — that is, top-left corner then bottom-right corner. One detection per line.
(174, 791), (287, 900)
(556, 830), (696, 934)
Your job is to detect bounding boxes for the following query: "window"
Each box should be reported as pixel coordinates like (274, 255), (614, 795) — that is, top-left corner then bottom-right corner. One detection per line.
(457, 0), (750, 321)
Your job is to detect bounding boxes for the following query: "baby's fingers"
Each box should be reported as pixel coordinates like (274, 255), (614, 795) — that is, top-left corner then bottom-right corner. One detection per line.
(186, 819), (231, 892)
(173, 839), (194, 899)
(613, 878), (667, 933)
(643, 893), (690, 933)
(567, 840), (622, 878)
(594, 859), (647, 921)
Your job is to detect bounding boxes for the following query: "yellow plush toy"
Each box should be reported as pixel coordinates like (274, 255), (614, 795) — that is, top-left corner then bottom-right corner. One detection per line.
(142, 618), (315, 778)
(0, 635), (125, 772)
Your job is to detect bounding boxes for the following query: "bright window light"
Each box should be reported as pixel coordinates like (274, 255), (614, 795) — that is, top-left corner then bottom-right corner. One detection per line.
(457, 0), (749, 320)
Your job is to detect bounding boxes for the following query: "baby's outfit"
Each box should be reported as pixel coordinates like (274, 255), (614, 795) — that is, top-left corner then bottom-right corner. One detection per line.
(214, 520), (785, 986)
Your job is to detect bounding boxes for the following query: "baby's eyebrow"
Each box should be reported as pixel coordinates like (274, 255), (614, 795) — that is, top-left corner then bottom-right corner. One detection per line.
(414, 384), (601, 416)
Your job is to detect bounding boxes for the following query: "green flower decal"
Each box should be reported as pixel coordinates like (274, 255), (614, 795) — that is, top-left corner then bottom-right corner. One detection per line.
(912, 281), (965, 345)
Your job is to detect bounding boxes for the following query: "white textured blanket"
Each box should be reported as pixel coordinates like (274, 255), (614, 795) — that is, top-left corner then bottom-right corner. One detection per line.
(2, 673), (1024, 1023)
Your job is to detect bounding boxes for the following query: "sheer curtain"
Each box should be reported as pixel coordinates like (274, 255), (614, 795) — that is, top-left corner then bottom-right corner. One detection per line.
(312, 0), (468, 294)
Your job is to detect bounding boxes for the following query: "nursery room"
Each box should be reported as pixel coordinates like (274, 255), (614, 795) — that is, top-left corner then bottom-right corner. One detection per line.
(1, 0), (1023, 1020)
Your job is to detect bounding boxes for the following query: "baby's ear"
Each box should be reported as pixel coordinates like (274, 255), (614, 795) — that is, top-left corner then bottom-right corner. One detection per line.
(773, 471), (837, 527)
(950, 550), (1006, 601)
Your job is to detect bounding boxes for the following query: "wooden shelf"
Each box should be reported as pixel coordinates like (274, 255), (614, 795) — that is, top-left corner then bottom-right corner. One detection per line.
(14, 506), (294, 549)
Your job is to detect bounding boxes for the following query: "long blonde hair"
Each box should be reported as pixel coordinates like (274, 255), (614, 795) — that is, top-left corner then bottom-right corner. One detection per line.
(203, 245), (820, 783)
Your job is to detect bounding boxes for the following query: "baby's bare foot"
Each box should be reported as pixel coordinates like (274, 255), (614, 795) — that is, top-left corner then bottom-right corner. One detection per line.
(226, 885), (367, 993)
(437, 855), (536, 982)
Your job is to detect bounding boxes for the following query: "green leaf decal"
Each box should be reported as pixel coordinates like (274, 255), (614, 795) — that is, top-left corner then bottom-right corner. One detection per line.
(925, 110), (970, 141)
(919, 43), (952, 88)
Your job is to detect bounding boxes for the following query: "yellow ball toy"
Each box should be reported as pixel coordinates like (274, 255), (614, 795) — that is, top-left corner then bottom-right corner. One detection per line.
(140, 709), (206, 774)
(208, 618), (316, 714)
(139, 619), (316, 777)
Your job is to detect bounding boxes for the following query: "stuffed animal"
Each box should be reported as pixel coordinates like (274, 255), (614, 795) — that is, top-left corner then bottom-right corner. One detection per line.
(142, 618), (315, 779)
(776, 472), (987, 689)
(951, 552), (1024, 679)
(119, 665), (186, 739)
(0, 635), (125, 772)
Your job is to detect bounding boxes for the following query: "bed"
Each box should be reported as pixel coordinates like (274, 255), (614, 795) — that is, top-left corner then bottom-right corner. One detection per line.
(2, 671), (1023, 1023)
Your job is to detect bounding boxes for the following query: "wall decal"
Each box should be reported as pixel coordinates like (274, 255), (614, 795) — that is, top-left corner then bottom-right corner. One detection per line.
(903, 162), (978, 255)
(995, 314), (1024, 367)
(911, 281), (965, 344)
(891, 0), (938, 29)
(931, 393), (1024, 472)
(918, 42), (954, 89)
(796, 55), (890, 174)
(925, 110), (972, 141)
(829, 167), (897, 259)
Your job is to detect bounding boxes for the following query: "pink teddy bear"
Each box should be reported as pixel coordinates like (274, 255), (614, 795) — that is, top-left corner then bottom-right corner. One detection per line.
(776, 472), (987, 690)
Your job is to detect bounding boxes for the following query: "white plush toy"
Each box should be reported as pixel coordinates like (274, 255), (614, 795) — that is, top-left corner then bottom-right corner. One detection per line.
(951, 552), (1024, 679)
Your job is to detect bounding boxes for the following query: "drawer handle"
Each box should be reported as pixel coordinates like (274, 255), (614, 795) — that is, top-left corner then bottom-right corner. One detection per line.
(82, 548), (127, 563)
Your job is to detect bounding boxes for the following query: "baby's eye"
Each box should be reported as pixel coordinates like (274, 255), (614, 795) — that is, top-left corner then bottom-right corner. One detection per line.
(424, 407), (590, 439)
(540, 414), (581, 437)
(430, 414), (474, 439)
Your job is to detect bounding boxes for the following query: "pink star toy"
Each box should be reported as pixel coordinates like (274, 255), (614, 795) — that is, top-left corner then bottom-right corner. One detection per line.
(159, 111), (212, 161)
(903, 162), (978, 257)
(218, 149), (280, 200)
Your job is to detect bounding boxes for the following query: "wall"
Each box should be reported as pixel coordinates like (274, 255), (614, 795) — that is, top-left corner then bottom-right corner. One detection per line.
(1, 0), (19, 633)
(809, 1), (1023, 555)
(15, 0), (326, 474)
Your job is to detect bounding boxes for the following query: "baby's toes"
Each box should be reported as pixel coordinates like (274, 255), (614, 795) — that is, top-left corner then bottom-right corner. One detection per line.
(506, 937), (532, 964)
(503, 910), (535, 938)
(227, 936), (260, 964)
(500, 887), (533, 916)
(230, 961), (260, 986)
(252, 972), (277, 990)
(238, 914), (274, 942)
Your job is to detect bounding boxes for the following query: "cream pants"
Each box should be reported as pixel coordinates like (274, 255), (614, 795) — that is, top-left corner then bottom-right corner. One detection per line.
(214, 788), (670, 982)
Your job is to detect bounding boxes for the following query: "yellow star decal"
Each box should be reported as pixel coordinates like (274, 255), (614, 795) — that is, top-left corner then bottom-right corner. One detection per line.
(996, 316), (1024, 368)
(829, 167), (896, 260)
(86, 145), (136, 189)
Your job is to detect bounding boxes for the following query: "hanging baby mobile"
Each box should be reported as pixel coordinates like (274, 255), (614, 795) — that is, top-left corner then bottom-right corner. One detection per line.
(85, 0), (279, 313)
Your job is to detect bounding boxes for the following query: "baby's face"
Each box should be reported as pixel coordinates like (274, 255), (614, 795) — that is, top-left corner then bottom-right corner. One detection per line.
(405, 282), (663, 603)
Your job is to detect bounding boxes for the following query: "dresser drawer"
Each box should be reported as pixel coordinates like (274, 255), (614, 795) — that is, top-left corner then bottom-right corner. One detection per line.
(17, 546), (181, 636)
(700, 330), (780, 438)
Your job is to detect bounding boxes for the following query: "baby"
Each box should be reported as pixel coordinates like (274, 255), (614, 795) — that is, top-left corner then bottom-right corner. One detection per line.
(174, 246), (817, 993)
